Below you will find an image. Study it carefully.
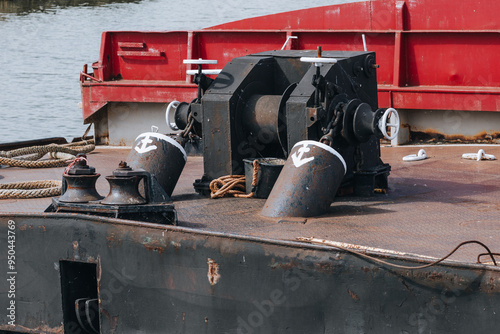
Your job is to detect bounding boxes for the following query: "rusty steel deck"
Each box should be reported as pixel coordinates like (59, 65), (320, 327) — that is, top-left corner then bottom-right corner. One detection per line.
(1, 145), (499, 264)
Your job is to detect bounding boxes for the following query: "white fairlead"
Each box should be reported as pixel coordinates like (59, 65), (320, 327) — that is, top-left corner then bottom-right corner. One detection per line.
(300, 57), (338, 67)
(186, 69), (222, 76)
(292, 140), (347, 175)
(183, 58), (218, 65)
(135, 132), (187, 161)
(462, 149), (496, 161)
(166, 101), (180, 131)
(378, 108), (400, 141)
(403, 149), (427, 162)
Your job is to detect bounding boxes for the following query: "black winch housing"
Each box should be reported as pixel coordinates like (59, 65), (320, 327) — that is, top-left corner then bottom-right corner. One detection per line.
(178, 50), (392, 196)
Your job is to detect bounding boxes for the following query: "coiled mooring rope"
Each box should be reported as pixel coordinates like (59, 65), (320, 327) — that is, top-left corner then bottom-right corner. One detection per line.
(0, 180), (62, 199)
(0, 139), (95, 168)
(0, 139), (95, 199)
(210, 160), (260, 199)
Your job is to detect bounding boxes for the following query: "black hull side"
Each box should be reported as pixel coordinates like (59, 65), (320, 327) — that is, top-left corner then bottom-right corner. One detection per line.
(1, 213), (499, 333)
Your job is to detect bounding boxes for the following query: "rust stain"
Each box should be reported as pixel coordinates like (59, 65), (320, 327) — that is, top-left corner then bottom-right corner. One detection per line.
(144, 243), (165, 254)
(19, 224), (27, 231)
(410, 129), (500, 144)
(171, 241), (181, 251)
(427, 272), (443, 280)
(347, 288), (359, 301)
(483, 276), (499, 295)
(37, 225), (46, 232)
(72, 241), (80, 260)
(110, 316), (119, 332)
(360, 266), (380, 275)
(270, 259), (299, 271)
(0, 324), (64, 334)
(207, 258), (221, 285)
(96, 258), (102, 294)
(142, 237), (168, 254)
(182, 312), (186, 323)
(314, 262), (336, 273)
(101, 309), (119, 332)
(106, 232), (122, 248)
(403, 270), (500, 293)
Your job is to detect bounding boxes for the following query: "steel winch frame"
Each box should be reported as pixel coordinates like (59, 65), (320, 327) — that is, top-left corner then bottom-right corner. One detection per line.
(171, 50), (398, 198)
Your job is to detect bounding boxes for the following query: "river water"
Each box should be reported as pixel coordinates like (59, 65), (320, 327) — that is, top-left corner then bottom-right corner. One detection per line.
(0, 0), (356, 143)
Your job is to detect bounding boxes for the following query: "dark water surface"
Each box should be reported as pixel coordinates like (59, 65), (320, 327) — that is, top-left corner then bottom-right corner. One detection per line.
(0, 0), (355, 142)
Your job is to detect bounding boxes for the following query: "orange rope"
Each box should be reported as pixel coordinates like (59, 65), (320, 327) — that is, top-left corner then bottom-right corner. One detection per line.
(210, 160), (260, 199)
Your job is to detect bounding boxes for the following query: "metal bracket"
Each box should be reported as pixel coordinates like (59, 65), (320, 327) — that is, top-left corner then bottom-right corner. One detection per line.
(307, 107), (321, 127)
(75, 298), (99, 334)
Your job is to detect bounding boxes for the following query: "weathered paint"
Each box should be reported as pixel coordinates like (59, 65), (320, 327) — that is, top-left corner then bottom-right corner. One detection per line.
(1, 213), (499, 333)
(207, 258), (221, 286)
(0, 323), (64, 334)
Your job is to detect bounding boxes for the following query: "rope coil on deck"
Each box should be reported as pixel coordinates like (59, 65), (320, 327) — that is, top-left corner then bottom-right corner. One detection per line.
(0, 139), (95, 168)
(0, 180), (62, 199)
(210, 160), (260, 199)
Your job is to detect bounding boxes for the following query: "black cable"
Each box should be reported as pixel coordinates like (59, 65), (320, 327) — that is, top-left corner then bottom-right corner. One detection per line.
(477, 252), (500, 265)
(299, 239), (498, 270)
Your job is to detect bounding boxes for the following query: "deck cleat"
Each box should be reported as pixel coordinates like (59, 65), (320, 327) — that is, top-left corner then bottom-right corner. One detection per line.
(47, 157), (178, 225)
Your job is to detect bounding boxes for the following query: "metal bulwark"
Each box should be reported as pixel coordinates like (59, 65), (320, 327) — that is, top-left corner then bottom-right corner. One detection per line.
(1, 213), (499, 333)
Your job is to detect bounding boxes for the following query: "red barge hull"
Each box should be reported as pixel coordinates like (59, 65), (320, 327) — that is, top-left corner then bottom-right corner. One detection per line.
(80, 0), (500, 145)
